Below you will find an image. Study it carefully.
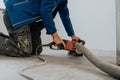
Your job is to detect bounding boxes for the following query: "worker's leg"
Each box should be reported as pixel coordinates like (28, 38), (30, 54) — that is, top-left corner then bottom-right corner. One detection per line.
(29, 21), (44, 55)
(2, 11), (32, 57)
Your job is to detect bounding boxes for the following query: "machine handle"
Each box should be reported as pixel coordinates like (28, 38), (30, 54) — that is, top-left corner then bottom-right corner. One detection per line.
(49, 39), (68, 50)
(78, 40), (85, 45)
(49, 39), (85, 50)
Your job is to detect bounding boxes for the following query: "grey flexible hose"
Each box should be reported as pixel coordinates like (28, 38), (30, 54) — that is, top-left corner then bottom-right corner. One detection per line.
(75, 43), (120, 79)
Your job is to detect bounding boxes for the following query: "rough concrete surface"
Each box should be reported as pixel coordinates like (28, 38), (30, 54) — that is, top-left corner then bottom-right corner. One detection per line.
(0, 47), (118, 80)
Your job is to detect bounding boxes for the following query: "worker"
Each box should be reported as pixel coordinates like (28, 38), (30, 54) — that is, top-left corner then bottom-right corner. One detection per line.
(0, 0), (82, 57)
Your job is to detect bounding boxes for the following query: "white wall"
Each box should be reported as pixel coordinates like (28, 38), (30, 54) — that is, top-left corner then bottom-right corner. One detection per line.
(0, 12), (8, 35)
(54, 0), (116, 51)
(0, 0), (116, 51)
(0, 0), (4, 8)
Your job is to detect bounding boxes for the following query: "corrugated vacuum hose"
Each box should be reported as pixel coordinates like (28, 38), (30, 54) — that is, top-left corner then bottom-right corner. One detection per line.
(75, 43), (120, 79)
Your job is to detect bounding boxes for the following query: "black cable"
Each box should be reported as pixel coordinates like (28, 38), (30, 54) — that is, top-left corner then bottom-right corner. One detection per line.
(35, 45), (45, 62)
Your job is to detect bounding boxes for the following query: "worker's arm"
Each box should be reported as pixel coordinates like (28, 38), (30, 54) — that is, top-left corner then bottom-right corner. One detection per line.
(40, 0), (65, 47)
(58, 0), (75, 36)
(58, 0), (80, 41)
(39, 0), (57, 35)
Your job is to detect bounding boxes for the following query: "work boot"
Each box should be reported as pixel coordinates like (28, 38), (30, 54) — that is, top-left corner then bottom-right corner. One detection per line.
(29, 22), (43, 55)
(3, 11), (32, 56)
(0, 33), (29, 57)
(68, 51), (83, 57)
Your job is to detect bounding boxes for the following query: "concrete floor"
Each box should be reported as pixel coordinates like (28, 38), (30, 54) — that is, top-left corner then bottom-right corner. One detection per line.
(0, 47), (118, 80)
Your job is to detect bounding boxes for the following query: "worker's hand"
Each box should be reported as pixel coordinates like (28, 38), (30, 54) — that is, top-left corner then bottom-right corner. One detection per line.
(71, 35), (81, 42)
(52, 32), (66, 48)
